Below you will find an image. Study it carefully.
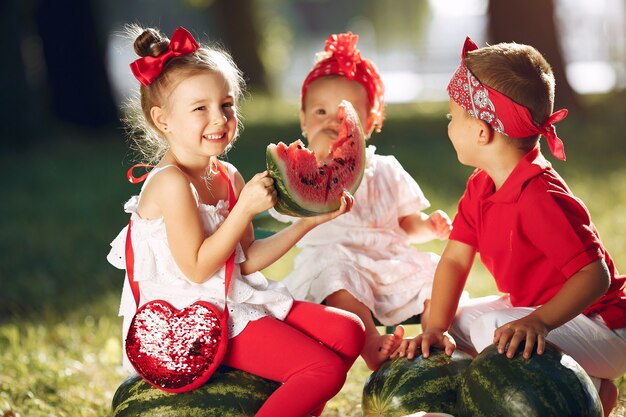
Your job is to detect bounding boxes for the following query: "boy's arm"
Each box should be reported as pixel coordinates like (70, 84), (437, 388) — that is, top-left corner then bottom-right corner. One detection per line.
(394, 239), (476, 358)
(495, 258), (610, 359)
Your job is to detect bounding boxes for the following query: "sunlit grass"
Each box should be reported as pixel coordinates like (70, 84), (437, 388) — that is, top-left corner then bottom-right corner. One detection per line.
(1, 93), (625, 416)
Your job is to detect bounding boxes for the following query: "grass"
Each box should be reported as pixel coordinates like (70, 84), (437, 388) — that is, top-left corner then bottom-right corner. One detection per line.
(1, 94), (625, 416)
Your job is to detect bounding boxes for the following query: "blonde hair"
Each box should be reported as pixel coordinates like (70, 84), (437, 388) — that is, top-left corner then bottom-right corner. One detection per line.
(122, 24), (246, 164)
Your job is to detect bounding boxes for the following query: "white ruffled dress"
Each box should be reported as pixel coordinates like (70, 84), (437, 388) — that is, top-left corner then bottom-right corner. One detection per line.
(271, 146), (439, 326)
(108, 164), (293, 372)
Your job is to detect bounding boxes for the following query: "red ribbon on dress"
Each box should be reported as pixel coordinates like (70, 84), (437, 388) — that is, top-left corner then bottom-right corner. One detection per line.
(447, 37), (568, 161)
(130, 27), (200, 86)
(301, 32), (385, 133)
(127, 164), (154, 184)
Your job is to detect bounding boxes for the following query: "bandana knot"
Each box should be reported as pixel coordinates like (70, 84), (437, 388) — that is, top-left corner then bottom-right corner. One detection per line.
(130, 27), (199, 86)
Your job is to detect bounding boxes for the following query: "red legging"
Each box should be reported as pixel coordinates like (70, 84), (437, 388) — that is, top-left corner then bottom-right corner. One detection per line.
(222, 301), (365, 417)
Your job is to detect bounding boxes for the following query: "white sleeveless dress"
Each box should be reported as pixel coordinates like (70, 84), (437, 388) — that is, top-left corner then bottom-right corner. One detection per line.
(271, 146), (439, 326)
(107, 163), (293, 372)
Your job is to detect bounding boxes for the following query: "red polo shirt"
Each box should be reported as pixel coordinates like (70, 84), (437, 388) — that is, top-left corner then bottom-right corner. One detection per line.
(450, 146), (626, 329)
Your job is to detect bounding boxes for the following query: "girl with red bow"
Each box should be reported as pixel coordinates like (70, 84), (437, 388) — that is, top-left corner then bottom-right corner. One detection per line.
(393, 37), (626, 416)
(270, 32), (453, 371)
(108, 25), (366, 416)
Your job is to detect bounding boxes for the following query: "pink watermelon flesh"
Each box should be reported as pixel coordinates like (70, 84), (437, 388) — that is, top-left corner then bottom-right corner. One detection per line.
(266, 100), (366, 216)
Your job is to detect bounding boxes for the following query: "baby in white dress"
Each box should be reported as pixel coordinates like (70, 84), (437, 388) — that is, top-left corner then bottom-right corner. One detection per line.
(271, 32), (452, 370)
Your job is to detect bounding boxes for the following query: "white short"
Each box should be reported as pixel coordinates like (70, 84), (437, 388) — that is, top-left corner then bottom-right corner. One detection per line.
(450, 295), (626, 383)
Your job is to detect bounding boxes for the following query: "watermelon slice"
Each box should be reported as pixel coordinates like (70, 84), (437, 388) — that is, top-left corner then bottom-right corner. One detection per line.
(266, 100), (366, 217)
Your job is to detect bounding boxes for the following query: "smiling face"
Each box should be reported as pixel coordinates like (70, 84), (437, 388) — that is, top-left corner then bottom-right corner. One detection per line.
(300, 75), (371, 159)
(151, 70), (238, 162)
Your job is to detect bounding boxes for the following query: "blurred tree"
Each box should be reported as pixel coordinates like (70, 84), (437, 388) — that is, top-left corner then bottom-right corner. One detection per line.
(213, 0), (268, 92)
(487, 0), (581, 112)
(0, 0), (44, 148)
(36, 0), (118, 128)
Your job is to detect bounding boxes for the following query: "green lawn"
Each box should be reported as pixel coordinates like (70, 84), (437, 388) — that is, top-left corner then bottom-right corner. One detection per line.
(1, 94), (625, 416)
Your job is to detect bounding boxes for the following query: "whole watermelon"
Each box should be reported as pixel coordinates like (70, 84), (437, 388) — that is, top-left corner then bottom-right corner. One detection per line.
(112, 366), (280, 417)
(362, 348), (473, 416)
(457, 343), (602, 417)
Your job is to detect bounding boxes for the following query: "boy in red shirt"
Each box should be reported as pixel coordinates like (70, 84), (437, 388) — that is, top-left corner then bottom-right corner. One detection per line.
(394, 37), (626, 416)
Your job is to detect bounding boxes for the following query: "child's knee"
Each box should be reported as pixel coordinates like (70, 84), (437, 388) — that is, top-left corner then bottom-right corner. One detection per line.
(312, 355), (349, 395)
(326, 311), (366, 360)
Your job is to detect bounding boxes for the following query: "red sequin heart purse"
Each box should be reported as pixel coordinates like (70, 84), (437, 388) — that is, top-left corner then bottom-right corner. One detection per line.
(123, 162), (235, 393)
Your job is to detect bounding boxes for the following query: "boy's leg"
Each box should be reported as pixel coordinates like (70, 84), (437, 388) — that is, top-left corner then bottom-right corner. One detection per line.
(325, 289), (403, 370)
(448, 294), (507, 355)
(222, 303), (365, 417)
(453, 296), (626, 379)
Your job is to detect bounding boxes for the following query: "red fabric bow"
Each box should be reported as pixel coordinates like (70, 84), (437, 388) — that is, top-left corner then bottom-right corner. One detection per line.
(447, 36), (568, 161)
(324, 33), (361, 78)
(130, 27), (199, 86)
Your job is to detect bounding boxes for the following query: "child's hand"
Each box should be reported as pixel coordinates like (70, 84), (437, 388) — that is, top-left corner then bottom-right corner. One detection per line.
(391, 328), (456, 359)
(428, 210), (452, 240)
(301, 190), (354, 227)
(493, 315), (549, 360)
(237, 171), (277, 217)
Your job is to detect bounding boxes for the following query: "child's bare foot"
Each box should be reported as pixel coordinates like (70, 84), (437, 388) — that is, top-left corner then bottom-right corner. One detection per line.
(599, 378), (617, 417)
(361, 326), (405, 370)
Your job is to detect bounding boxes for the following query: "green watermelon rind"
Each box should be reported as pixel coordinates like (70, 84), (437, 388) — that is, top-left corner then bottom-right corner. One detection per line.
(362, 349), (473, 416)
(266, 100), (366, 217)
(111, 366), (280, 417)
(457, 343), (603, 417)
(266, 149), (323, 217)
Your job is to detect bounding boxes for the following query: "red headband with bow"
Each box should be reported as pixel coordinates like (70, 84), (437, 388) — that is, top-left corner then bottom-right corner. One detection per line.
(130, 27), (200, 86)
(447, 37), (568, 160)
(301, 32), (385, 133)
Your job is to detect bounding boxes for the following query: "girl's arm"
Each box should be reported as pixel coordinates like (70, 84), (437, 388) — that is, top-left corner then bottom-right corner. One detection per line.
(399, 209), (452, 243)
(392, 239), (476, 358)
(150, 168), (275, 283)
(239, 192), (354, 274)
(494, 258), (610, 359)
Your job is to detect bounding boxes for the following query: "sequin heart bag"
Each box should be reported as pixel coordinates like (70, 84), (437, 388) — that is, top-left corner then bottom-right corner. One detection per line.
(123, 162), (235, 393)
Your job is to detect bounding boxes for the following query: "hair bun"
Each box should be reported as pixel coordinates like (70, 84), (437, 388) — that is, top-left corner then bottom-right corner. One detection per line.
(134, 28), (170, 58)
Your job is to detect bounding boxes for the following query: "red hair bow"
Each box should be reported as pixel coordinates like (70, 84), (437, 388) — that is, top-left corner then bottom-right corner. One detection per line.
(324, 33), (361, 78)
(130, 27), (199, 86)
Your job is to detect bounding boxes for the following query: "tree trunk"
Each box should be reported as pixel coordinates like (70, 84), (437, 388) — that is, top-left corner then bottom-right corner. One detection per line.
(487, 0), (580, 112)
(0, 0), (44, 148)
(36, 0), (118, 128)
(213, 0), (268, 92)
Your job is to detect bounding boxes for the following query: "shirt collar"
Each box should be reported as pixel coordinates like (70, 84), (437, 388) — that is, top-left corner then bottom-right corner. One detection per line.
(487, 145), (552, 203)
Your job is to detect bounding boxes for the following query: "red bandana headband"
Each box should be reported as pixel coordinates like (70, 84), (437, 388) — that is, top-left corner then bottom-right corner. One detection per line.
(447, 37), (568, 160)
(130, 27), (200, 86)
(301, 32), (385, 133)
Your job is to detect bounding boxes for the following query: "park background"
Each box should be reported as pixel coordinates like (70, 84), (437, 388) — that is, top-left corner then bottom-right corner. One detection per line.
(1, 0), (625, 415)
